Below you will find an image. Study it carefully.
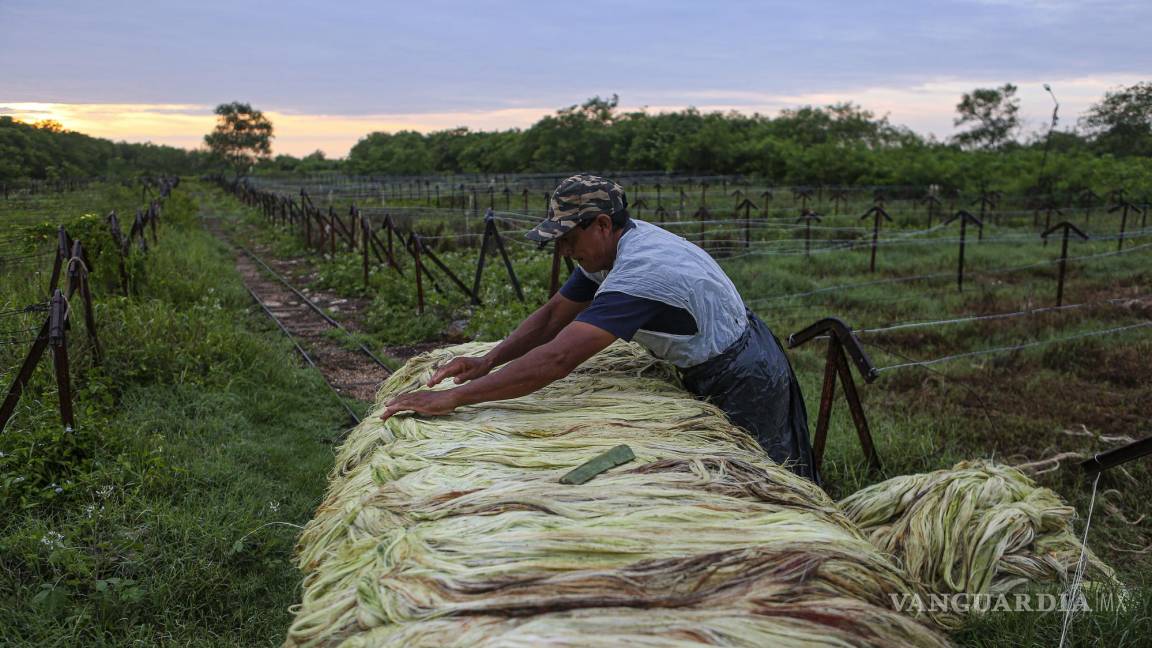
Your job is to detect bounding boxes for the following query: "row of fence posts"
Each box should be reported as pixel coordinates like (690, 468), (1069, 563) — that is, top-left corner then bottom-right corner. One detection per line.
(225, 175), (1144, 314)
(0, 178), (175, 433)
(349, 176), (1149, 221)
(0, 178), (95, 200)
(223, 177), (541, 315)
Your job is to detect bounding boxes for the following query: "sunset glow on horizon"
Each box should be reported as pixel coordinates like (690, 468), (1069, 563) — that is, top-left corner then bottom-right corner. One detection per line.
(0, 74), (1142, 158)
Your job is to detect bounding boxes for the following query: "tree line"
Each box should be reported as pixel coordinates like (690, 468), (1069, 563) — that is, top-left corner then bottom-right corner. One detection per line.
(0, 116), (204, 182)
(326, 86), (1151, 194)
(5, 82), (1151, 196)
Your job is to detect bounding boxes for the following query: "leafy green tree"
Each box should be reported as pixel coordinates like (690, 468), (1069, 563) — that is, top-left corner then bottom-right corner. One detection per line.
(204, 102), (274, 177)
(952, 84), (1021, 150)
(1080, 81), (1152, 157)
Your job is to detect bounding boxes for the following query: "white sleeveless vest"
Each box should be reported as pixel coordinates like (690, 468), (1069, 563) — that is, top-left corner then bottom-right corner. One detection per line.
(579, 219), (748, 368)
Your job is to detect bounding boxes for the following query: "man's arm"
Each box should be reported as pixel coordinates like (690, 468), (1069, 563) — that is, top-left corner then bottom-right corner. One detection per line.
(426, 291), (590, 386)
(380, 322), (616, 421)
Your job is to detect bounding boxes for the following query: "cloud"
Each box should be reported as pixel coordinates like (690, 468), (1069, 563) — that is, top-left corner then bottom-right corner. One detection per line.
(0, 106), (50, 116)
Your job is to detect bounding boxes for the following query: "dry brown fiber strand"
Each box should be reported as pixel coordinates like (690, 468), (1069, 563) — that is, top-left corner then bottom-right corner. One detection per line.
(286, 341), (1110, 647)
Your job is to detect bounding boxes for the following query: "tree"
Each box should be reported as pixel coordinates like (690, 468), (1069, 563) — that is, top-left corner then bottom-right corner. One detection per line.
(952, 84), (1020, 150)
(1079, 81), (1152, 157)
(204, 102), (273, 177)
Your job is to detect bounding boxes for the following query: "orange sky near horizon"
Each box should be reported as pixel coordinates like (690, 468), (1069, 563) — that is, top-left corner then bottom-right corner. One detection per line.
(1, 74), (1140, 158)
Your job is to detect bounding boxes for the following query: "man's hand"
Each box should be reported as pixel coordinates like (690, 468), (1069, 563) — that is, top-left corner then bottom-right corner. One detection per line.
(427, 356), (492, 387)
(379, 390), (459, 422)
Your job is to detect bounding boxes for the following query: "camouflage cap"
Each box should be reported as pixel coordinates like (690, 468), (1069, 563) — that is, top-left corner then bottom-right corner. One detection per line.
(526, 174), (628, 244)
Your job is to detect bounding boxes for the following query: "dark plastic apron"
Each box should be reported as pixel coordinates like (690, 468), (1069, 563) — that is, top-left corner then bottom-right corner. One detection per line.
(679, 309), (820, 484)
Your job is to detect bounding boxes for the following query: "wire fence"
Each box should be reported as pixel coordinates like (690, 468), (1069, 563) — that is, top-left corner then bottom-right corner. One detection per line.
(872, 320), (1152, 373)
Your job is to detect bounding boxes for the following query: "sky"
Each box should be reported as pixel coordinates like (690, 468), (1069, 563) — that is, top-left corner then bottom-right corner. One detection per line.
(1, 0), (1148, 157)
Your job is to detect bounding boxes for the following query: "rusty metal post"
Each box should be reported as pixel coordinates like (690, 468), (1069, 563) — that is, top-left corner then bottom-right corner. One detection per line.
(1042, 206), (1061, 247)
(471, 219), (492, 306)
(48, 226), (70, 294)
(305, 204), (313, 248)
(362, 215), (371, 289)
(328, 208), (336, 257)
(1109, 201), (1137, 251)
(759, 190), (773, 216)
(491, 221), (525, 302)
(860, 205), (891, 273)
(48, 290), (74, 429)
(148, 201), (159, 243)
(832, 343), (880, 471)
(796, 210), (822, 257)
(787, 317), (882, 476)
(107, 211), (129, 294)
(812, 340), (840, 467)
(0, 319), (50, 431)
(973, 192), (996, 239)
(829, 189), (846, 214)
(736, 198), (757, 248)
(71, 242), (102, 364)
(412, 235), (425, 314)
(416, 236), (478, 303)
(922, 194), (941, 228)
(943, 210), (983, 292)
(1042, 221), (1089, 307)
(382, 214), (394, 265)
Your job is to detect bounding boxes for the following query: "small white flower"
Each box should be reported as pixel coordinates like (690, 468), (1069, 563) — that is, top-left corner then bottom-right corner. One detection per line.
(40, 531), (64, 549)
(96, 485), (114, 498)
(268, 500), (281, 513)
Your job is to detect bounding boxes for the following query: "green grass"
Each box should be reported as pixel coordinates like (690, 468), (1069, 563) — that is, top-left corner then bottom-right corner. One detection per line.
(0, 181), (347, 645)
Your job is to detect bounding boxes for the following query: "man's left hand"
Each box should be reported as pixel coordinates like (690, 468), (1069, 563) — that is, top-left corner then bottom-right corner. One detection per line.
(379, 390), (459, 422)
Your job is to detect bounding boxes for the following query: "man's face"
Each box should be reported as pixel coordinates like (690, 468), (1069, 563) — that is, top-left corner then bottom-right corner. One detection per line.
(555, 214), (616, 273)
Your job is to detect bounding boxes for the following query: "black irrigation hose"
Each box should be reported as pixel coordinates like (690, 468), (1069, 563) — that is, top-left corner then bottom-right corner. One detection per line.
(244, 286), (361, 425)
(237, 244), (392, 370)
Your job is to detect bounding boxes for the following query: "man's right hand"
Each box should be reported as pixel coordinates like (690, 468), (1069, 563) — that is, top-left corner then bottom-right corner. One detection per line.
(427, 356), (493, 387)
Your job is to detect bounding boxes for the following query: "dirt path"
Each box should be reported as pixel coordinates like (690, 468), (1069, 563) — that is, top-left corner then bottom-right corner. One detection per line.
(233, 252), (388, 402)
(202, 208), (395, 404)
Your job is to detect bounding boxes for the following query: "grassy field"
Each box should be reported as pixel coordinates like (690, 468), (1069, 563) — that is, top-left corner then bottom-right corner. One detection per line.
(2, 177), (1149, 645)
(0, 182), (347, 645)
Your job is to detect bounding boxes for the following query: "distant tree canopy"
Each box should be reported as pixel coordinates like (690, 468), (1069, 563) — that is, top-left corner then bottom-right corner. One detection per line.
(0, 116), (204, 182)
(331, 92), (1152, 194)
(343, 97), (926, 183)
(952, 84), (1021, 150)
(204, 102), (274, 177)
(1079, 81), (1152, 157)
(5, 85), (1150, 193)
